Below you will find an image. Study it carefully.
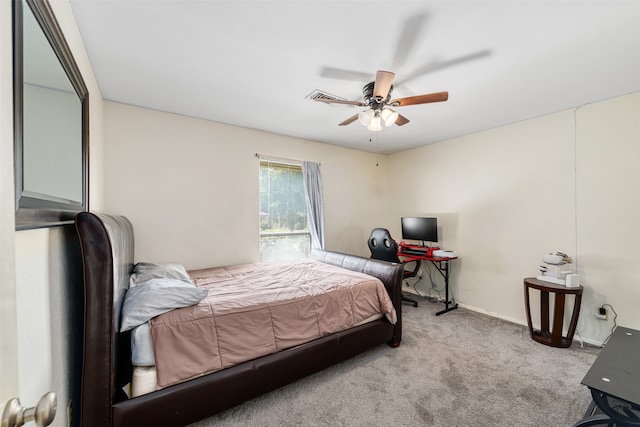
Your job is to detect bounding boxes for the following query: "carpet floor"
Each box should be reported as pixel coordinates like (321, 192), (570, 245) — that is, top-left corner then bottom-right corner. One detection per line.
(189, 296), (600, 426)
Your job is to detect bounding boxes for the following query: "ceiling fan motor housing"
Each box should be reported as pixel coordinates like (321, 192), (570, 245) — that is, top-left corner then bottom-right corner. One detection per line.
(362, 81), (392, 110)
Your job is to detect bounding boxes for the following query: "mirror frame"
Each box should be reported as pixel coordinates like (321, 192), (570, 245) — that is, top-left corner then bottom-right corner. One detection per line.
(13, 0), (89, 230)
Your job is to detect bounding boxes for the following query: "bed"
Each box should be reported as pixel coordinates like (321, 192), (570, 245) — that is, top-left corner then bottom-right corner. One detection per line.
(75, 212), (403, 426)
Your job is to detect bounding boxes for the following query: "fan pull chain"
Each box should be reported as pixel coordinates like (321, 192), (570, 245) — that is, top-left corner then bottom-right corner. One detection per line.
(369, 138), (379, 167)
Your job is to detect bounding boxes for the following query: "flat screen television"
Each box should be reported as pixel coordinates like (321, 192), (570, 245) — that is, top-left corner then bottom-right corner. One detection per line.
(401, 217), (438, 244)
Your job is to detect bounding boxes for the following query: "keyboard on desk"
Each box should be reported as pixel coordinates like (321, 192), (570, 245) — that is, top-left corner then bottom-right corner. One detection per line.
(402, 248), (428, 256)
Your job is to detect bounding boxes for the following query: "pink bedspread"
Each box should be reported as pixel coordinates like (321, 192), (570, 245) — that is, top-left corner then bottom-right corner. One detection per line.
(149, 259), (396, 389)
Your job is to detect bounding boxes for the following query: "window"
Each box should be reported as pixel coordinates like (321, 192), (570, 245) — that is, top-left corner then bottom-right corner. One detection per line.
(259, 160), (310, 262)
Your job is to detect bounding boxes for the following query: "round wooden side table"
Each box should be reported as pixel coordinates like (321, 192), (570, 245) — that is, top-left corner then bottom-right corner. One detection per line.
(523, 277), (584, 348)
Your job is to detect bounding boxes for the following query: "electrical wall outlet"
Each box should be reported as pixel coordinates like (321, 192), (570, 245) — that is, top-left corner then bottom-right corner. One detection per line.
(594, 307), (607, 320)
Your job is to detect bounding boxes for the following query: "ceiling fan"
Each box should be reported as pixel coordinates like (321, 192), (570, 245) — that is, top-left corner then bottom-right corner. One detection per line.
(313, 70), (448, 131)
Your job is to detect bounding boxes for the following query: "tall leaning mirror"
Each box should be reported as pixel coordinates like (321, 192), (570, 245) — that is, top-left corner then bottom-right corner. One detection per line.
(13, 0), (89, 230)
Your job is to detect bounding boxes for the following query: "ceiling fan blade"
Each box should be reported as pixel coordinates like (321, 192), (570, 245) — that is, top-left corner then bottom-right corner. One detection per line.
(373, 70), (395, 100)
(396, 50), (491, 87)
(392, 12), (428, 68)
(390, 91), (448, 107)
(319, 66), (374, 82)
(313, 98), (367, 107)
(395, 114), (410, 126)
(338, 114), (359, 126)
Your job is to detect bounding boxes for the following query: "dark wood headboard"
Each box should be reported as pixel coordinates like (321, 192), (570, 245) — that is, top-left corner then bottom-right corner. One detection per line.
(75, 212), (134, 427)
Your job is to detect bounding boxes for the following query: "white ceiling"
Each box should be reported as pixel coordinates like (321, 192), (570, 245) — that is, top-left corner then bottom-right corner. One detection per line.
(69, 0), (640, 154)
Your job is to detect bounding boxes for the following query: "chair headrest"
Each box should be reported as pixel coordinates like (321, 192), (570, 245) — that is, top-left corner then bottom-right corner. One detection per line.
(368, 228), (400, 263)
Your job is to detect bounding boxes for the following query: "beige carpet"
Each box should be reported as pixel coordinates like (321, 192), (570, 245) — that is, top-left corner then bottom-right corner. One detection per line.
(189, 297), (600, 426)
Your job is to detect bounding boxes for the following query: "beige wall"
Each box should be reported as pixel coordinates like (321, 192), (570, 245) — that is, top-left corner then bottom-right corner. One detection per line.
(104, 94), (638, 345)
(575, 94), (639, 342)
(103, 102), (387, 269)
(386, 93), (639, 344)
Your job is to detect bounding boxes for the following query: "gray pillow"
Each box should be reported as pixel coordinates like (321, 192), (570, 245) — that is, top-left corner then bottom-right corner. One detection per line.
(120, 278), (208, 332)
(130, 262), (191, 287)
(131, 322), (155, 366)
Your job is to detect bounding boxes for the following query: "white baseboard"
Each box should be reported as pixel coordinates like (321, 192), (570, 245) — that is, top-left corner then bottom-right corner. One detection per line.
(457, 303), (527, 327)
(457, 303), (605, 348)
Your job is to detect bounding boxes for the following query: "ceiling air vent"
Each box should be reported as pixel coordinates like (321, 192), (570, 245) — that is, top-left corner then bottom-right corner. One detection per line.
(306, 89), (346, 106)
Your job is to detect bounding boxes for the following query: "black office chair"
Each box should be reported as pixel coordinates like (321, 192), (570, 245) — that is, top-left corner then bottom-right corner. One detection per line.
(367, 228), (420, 307)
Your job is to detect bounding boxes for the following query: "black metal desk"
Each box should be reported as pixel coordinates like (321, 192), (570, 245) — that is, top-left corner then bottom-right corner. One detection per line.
(573, 326), (640, 426)
(398, 244), (458, 316)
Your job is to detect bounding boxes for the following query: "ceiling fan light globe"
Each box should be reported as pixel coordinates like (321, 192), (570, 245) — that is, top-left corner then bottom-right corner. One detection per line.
(367, 116), (382, 131)
(380, 109), (399, 127)
(358, 109), (374, 126)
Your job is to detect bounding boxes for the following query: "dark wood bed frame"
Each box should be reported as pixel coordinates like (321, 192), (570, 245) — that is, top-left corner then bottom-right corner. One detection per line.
(75, 212), (403, 426)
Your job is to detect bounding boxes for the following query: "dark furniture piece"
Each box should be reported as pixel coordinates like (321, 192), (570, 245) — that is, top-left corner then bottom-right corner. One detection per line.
(398, 242), (459, 316)
(523, 277), (583, 348)
(368, 227), (420, 307)
(75, 212), (403, 427)
(573, 326), (640, 426)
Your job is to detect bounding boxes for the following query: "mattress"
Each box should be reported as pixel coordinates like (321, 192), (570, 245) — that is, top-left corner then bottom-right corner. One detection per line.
(131, 312), (384, 397)
(144, 259), (396, 389)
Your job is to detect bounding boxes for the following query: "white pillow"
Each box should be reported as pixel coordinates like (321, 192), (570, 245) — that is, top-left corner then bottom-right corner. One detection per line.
(120, 278), (208, 332)
(130, 262), (191, 288)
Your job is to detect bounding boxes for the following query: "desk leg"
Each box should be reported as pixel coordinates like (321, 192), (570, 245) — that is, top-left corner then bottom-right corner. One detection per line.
(540, 291), (550, 336)
(435, 260), (458, 316)
(552, 292), (566, 346)
(571, 414), (616, 427)
(566, 293), (583, 345)
(572, 389), (639, 427)
(524, 286), (534, 339)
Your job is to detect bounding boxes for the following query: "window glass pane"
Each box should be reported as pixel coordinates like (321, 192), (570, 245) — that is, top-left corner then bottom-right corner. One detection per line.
(260, 234), (310, 262)
(259, 161), (310, 262)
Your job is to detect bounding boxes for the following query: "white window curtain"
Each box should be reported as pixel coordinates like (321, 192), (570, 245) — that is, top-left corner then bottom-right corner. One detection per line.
(301, 161), (325, 250)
